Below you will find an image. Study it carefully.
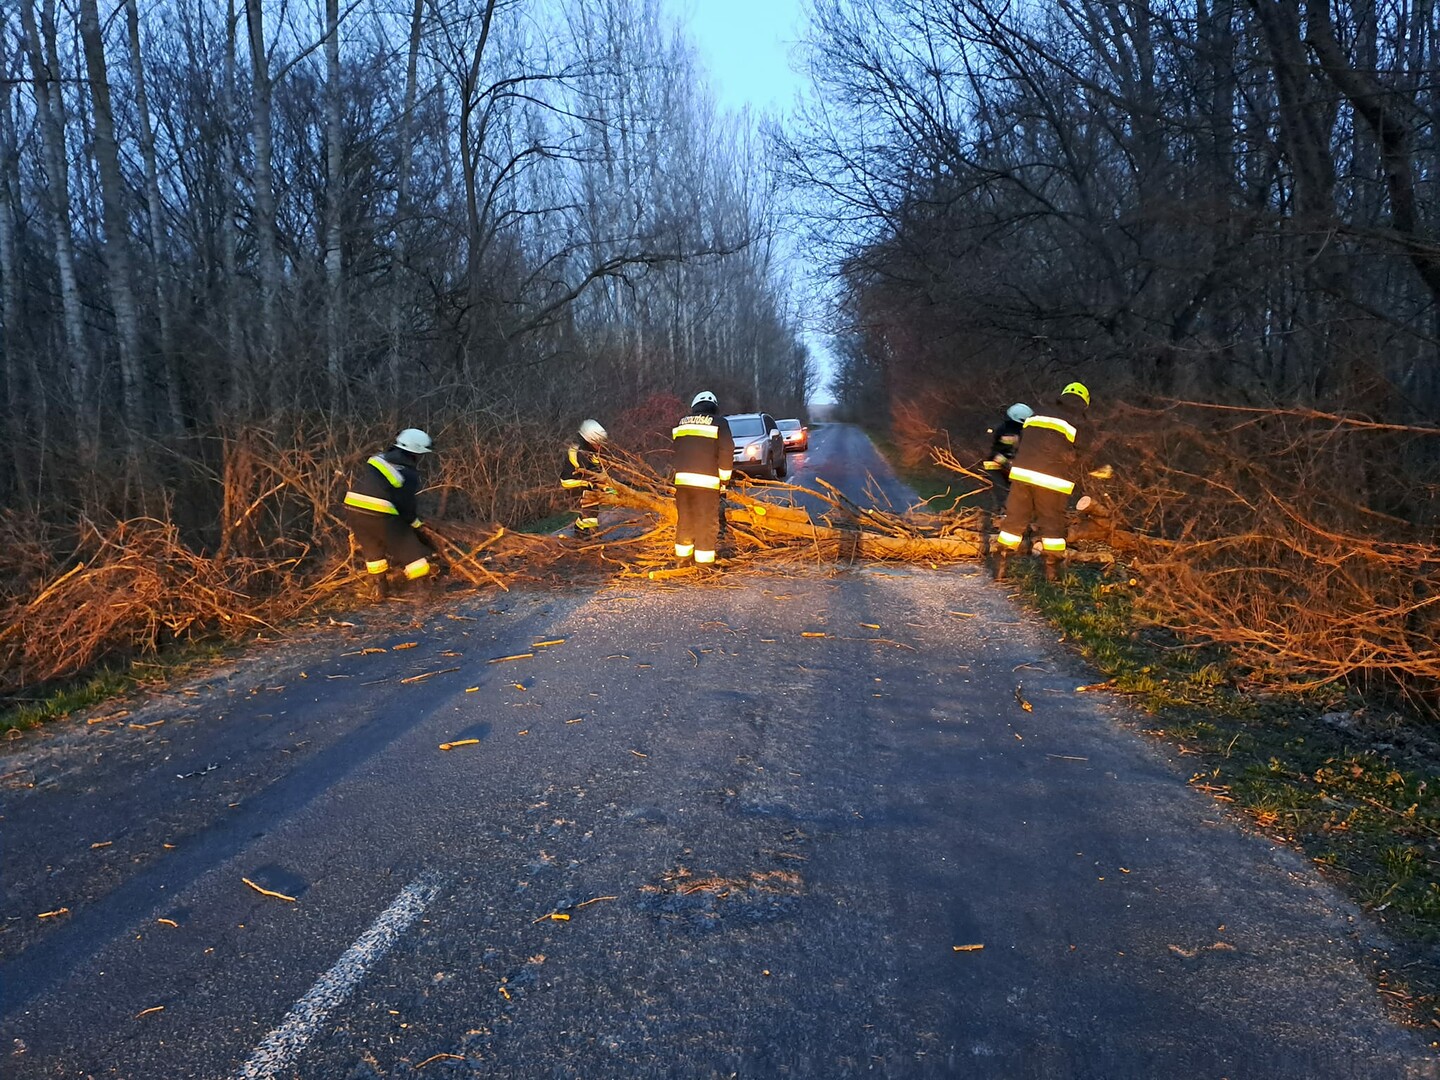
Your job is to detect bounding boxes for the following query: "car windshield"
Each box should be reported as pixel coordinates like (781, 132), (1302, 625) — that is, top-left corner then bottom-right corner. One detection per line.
(728, 416), (765, 437)
(778, 419), (801, 432)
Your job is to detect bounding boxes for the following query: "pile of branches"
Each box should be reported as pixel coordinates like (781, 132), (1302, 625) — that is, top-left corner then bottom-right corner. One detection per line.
(0, 516), (335, 688)
(1080, 402), (1440, 708)
(0, 414), (571, 698)
(1, 435), (985, 698)
(584, 447), (984, 575)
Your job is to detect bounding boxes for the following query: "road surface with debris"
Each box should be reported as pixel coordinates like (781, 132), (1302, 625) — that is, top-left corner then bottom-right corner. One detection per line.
(1, 425), (1433, 1078)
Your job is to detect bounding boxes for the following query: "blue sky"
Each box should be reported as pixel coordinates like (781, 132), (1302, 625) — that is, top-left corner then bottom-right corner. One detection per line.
(669, 0), (810, 117)
(664, 0), (838, 401)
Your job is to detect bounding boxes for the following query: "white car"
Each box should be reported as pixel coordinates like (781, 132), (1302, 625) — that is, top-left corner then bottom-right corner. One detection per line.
(725, 412), (788, 480)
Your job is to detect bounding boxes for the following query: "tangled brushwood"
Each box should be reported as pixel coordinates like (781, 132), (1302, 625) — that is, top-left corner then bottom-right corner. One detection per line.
(4, 404), (1438, 718)
(1068, 403), (1439, 709)
(0, 437), (981, 700)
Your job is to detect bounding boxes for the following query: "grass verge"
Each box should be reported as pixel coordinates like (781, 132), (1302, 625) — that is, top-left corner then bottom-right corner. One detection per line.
(1, 640), (238, 735)
(1006, 557), (1440, 1031)
(865, 431), (981, 509)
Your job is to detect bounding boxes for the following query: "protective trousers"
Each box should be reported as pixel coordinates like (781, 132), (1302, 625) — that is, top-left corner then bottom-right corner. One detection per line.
(575, 487), (601, 531)
(674, 485), (720, 564)
(347, 508), (433, 580)
(996, 479), (1068, 554)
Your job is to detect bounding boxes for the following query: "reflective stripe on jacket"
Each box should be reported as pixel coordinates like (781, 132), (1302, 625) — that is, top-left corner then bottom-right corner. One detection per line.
(1008, 465), (1075, 494)
(1008, 398), (1085, 494)
(560, 441), (602, 490)
(345, 448), (421, 524)
(985, 416), (1025, 474)
(672, 412), (735, 487)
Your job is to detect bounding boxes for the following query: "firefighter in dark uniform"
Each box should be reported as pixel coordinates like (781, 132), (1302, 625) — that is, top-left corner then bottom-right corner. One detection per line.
(983, 402), (1033, 510)
(343, 428), (435, 598)
(994, 383), (1089, 582)
(672, 390), (734, 568)
(560, 419), (608, 536)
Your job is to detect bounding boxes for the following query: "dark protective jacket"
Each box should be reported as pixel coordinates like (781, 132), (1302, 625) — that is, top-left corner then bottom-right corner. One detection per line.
(1008, 395), (1086, 495)
(984, 415), (1026, 479)
(560, 438), (603, 491)
(344, 448), (423, 526)
(671, 409), (735, 488)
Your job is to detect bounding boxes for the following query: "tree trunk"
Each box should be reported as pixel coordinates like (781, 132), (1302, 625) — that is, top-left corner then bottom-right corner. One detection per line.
(124, 0), (183, 433)
(324, 0), (344, 408)
(79, 0), (146, 432)
(222, 0), (244, 411)
(18, 0), (89, 403)
(0, 54), (23, 421)
(389, 0), (425, 396)
(245, 0), (280, 384)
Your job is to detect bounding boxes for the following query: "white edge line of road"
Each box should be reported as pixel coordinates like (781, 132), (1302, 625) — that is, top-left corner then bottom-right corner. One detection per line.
(234, 872), (444, 1080)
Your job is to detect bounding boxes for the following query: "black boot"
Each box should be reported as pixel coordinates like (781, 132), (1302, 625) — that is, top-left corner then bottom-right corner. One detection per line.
(993, 550), (1010, 582)
(1043, 555), (1061, 582)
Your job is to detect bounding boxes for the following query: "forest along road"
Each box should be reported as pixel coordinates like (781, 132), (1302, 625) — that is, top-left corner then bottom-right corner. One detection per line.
(1, 434), (1434, 1079)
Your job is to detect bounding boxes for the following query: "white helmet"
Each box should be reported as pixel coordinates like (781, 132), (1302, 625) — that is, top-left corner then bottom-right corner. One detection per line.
(691, 390), (718, 409)
(1006, 403), (1033, 424)
(394, 428), (433, 454)
(579, 419), (607, 444)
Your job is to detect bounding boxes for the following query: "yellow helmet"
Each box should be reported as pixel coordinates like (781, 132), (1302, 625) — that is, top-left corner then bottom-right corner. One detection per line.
(1061, 382), (1090, 407)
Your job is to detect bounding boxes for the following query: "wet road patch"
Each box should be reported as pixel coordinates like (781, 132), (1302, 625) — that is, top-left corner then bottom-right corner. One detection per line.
(639, 865), (804, 933)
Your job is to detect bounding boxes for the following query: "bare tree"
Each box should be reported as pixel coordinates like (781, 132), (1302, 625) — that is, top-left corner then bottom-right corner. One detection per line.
(125, 0), (184, 432)
(18, 0), (89, 402)
(245, 0), (281, 367)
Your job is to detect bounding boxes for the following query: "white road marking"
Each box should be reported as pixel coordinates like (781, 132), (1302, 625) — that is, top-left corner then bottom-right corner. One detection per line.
(235, 873), (443, 1079)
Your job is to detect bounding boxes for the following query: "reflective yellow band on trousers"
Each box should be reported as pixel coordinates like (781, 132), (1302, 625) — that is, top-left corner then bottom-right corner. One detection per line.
(404, 558), (431, 579)
(368, 455), (406, 487)
(673, 425), (718, 438)
(996, 531), (1023, 549)
(1009, 466), (1075, 494)
(366, 559), (390, 574)
(718, 469), (732, 482)
(1022, 416), (1077, 442)
(1041, 537), (1067, 551)
(675, 543), (694, 557)
(675, 471), (721, 489)
(345, 492), (399, 514)
(694, 549), (716, 564)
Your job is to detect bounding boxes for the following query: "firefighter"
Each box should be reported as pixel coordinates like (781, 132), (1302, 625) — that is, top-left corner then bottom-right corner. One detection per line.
(672, 390), (735, 568)
(343, 428), (436, 598)
(560, 419), (608, 536)
(993, 383), (1088, 582)
(983, 402), (1033, 507)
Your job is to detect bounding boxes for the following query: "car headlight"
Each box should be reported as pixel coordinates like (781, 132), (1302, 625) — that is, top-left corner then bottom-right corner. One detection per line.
(745, 443), (761, 459)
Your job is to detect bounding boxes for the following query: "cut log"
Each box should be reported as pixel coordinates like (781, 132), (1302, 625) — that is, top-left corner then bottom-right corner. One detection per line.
(728, 508), (982, 559)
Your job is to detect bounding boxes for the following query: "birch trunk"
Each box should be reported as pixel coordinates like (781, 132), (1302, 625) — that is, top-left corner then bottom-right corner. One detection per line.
(324, 0), (344, 407)
(0, 65), (25, 434)
(389, 0), (425, 395)
(18, 0), (88, 402)
(222, 0), (243, 409)
(245, 0), (280, 382)
(79, 0), (145, 430)
(125, 0), (183, 431)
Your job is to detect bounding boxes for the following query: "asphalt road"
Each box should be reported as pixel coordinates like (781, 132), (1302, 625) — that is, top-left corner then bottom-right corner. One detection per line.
(752, 422), (922, 519)
(2, 425), (1435, 1078)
